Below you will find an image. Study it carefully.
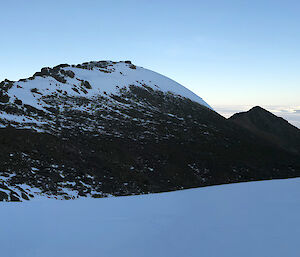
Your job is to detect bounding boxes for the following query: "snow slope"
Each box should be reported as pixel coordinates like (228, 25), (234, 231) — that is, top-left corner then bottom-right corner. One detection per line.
(0, 178), (299, 257)
(0, 61), (211, 132)
(2, 62), (211, 114)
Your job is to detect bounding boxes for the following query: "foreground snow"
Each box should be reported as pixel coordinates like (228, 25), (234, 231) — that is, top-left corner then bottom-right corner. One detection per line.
(1, 178), (299, 257)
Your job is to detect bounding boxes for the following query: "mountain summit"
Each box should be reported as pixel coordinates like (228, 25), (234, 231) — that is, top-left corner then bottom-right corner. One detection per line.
(0, 61), (299, 201)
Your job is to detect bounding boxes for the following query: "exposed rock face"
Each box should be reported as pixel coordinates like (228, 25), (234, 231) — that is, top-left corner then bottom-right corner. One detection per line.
(229, 106), (300, 155)
(0, 62), (299, 201)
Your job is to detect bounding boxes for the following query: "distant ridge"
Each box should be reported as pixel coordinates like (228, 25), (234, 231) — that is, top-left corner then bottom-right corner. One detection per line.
(229, 106), (300, 155)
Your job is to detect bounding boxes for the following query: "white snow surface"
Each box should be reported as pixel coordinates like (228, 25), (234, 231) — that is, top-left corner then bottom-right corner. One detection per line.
(1, 178), (299, 257)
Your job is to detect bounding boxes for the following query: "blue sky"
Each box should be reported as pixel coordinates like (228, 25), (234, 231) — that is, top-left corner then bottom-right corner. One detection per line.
(1, 0), (299, 111)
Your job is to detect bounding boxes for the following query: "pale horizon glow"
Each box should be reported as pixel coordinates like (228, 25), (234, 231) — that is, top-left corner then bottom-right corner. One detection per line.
(1, 1), (299, 122)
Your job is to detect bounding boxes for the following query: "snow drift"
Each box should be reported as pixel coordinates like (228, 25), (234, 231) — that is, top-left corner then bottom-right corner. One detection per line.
(1, 178), (299, 257)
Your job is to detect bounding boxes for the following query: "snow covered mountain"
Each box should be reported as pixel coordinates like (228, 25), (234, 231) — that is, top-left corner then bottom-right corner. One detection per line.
(0, 61), (210, 132)
(0, 61), (299, 201)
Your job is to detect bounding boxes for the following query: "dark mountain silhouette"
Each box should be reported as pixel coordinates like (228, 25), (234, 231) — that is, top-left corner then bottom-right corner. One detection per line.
(229, 106), (300, 155)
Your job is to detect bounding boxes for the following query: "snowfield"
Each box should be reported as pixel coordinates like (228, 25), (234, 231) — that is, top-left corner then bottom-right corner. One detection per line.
(1, 178), (299, 257)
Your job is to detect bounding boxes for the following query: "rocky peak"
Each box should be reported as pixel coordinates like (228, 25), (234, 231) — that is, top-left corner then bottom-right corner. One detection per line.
(229, 106), (300, 155)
